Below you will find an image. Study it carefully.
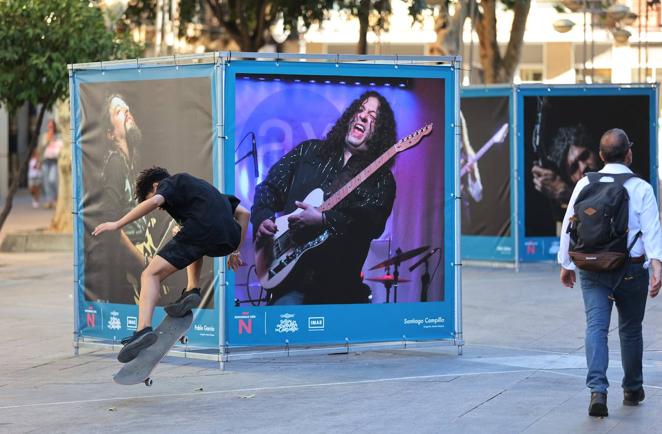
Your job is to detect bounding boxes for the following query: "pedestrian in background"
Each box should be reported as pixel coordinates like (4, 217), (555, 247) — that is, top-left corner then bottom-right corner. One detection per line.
(27, 148), (42, 208)
(40, 119), (63, 209)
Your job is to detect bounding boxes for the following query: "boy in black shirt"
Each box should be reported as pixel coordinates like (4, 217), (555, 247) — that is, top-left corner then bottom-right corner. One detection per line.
(93, 167), (250, 362)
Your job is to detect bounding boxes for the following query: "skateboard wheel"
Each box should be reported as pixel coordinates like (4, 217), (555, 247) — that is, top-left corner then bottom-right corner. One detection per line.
(144, 378), (153, 387)
(180, 336), (188, 344)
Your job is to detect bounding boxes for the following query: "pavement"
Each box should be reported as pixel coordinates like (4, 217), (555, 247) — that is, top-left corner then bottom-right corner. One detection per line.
(2, 193), (662, 433)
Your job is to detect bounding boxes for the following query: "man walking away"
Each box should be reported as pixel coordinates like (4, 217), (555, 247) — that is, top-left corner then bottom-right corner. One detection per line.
(558, 128), (662, 417)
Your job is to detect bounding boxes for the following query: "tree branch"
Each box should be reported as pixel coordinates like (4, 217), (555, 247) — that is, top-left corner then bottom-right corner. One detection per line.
(500, 0), (531, 81)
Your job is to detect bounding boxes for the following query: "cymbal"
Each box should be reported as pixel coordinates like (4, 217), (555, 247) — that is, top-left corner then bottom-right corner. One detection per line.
(369, 246), (430, 270)
(366, 274), (411, 283)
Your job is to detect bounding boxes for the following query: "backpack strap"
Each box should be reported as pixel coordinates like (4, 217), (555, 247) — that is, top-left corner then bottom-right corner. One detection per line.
(585, 172), (638, 185)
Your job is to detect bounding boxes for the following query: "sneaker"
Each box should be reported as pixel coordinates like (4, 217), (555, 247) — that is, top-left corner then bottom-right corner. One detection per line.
(117, 327), (157, 363)
(623, 388), (645, 406)
(164, 288), (201, 317)
(589, 392), (608, 417)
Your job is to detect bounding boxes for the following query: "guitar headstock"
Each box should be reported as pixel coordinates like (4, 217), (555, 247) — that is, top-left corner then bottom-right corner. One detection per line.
(394, 123), (433, 153)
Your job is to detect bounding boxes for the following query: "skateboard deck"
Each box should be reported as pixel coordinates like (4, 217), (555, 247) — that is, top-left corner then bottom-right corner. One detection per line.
(113, 313), (193, 386)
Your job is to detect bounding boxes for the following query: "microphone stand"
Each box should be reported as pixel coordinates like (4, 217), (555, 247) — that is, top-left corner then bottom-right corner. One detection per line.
(409, 248), (440, 302)
(235, 132), (258, 178)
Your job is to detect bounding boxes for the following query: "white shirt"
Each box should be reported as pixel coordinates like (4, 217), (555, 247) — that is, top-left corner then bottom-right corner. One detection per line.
(558, 163), (662, 270)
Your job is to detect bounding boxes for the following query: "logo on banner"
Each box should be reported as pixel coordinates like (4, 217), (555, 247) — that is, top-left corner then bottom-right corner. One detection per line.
(525, 241), (538, 255)
(308, 317), (325, 331)
(126, 316), (137, 331)
(108, 311), (122, 330)
(275, 313), (298, 333)
(84, 305), (98, 328)
(548, 241), (560, 255)
(234, 311), (256, 335)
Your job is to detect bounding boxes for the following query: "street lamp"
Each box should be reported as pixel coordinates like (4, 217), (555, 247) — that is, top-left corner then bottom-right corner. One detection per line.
(553, 19), (576, 33)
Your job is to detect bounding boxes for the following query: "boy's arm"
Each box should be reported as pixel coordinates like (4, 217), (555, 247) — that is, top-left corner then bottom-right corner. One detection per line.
(92, 195), (164, 236)
(227, 204), (250, 272)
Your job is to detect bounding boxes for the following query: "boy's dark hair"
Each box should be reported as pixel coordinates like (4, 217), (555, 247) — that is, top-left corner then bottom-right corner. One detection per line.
(135, 166), (170, 202)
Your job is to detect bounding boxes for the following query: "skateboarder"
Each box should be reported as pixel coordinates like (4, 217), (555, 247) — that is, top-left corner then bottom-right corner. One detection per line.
(92, 167), (250, 363)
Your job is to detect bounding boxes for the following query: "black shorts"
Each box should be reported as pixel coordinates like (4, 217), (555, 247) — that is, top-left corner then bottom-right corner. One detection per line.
(158, 237), (236, 270)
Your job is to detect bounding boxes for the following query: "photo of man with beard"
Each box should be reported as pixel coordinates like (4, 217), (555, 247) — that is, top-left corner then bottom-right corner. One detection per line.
(251, 91), (397, 305)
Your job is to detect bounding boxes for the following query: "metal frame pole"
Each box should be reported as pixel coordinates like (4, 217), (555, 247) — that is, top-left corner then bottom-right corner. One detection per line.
(216, 54), (227, 370)
(453, 58), (464, 355)
(513, 85), (520, 272)
(70, 68), (81, 356)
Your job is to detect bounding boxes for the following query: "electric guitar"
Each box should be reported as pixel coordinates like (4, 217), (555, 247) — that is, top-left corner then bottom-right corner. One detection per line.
(255, 123), (434, 290)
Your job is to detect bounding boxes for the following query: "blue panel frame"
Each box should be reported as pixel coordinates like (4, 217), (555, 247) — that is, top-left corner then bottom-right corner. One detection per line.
(71, 64), (220, 348)
(516, 84), (659, 262)
(223, 60), (458, 347)
(461, 86), (515, 262)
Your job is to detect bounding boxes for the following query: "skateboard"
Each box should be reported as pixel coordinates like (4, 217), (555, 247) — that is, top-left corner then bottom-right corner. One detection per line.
(113, 313), (193, 386)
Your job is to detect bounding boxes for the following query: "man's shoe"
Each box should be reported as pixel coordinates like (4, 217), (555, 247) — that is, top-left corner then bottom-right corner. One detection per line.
(623, 388), (645, 406)
(588, 392), (608, 417)
(117, 327), (157, 363)
(165, 288), (201, 317)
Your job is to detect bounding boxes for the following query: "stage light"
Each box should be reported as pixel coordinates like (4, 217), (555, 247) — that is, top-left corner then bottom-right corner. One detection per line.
(324, 80), (331, 84)
(354, 81), (361, 85)
(258, 77), (266, 81)
(294, 79), (301, 83)
(274, 78), (281, 81)
(339, 81), (346, 85)
(399, 83), (406, 88)
(309, 79), (316, 83)
(385, 83), (391, 87)
(369, 82), (376, 86)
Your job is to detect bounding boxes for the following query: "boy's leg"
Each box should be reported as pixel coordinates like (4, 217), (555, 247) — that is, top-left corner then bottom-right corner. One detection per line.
(138, 255), (178, 330)
(186, 257), (204, 290)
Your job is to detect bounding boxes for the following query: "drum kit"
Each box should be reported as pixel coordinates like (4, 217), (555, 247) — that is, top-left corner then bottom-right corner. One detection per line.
(366, 245), (439, 303)
(235, 245), (441, 305)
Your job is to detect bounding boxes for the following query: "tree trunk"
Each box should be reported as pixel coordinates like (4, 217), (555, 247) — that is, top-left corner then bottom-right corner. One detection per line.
(357, 0), (370, 54)
(0, 101), (50, 232)
(50, 99), (72, 233)
(433, 0), (469, 56)
(498, 0), (531, 82)
(474, 0), (501, 84)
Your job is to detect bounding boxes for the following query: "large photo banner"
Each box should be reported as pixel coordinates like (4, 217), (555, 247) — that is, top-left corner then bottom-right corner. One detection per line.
(460, 88), (513, 261)
(72, 65), (220, 347)
(224, 61), (457, 346)
(519, 86), (657, 261)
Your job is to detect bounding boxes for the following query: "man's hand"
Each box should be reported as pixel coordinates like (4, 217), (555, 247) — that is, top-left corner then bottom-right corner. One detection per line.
(287, 201), (323, 228)
(532, 165), (571, 201)
(649, 259), (661, 298)
(256, 219), (277, 241)
(560, 268), (576, 288)
(92, 221), (120, 236)
(227, 252), (244, 272)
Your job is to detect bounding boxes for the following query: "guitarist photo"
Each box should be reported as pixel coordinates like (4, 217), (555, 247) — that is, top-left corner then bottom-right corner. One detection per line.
(251, 91), (398, 305)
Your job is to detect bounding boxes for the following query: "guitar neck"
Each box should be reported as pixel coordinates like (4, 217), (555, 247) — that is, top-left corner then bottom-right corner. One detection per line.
(319, 146), (397, 212)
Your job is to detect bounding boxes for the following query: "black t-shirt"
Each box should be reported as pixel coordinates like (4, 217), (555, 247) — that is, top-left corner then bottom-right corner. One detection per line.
(156, 173), (241, 250)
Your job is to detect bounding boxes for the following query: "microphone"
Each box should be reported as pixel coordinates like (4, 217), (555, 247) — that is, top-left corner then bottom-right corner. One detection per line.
(409, 247), (440, 272)
(251, 132), (259, 178)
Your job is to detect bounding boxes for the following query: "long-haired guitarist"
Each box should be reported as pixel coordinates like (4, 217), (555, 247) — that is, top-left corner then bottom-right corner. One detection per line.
(85, 93), (150, 304)
(251, 91), (398, 305)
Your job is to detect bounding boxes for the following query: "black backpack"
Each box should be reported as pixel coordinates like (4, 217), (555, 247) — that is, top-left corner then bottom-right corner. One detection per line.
(568, 172), (640, 271)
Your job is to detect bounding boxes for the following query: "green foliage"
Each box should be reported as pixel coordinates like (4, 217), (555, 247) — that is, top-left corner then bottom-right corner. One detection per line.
(0, 0), (143, 114)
